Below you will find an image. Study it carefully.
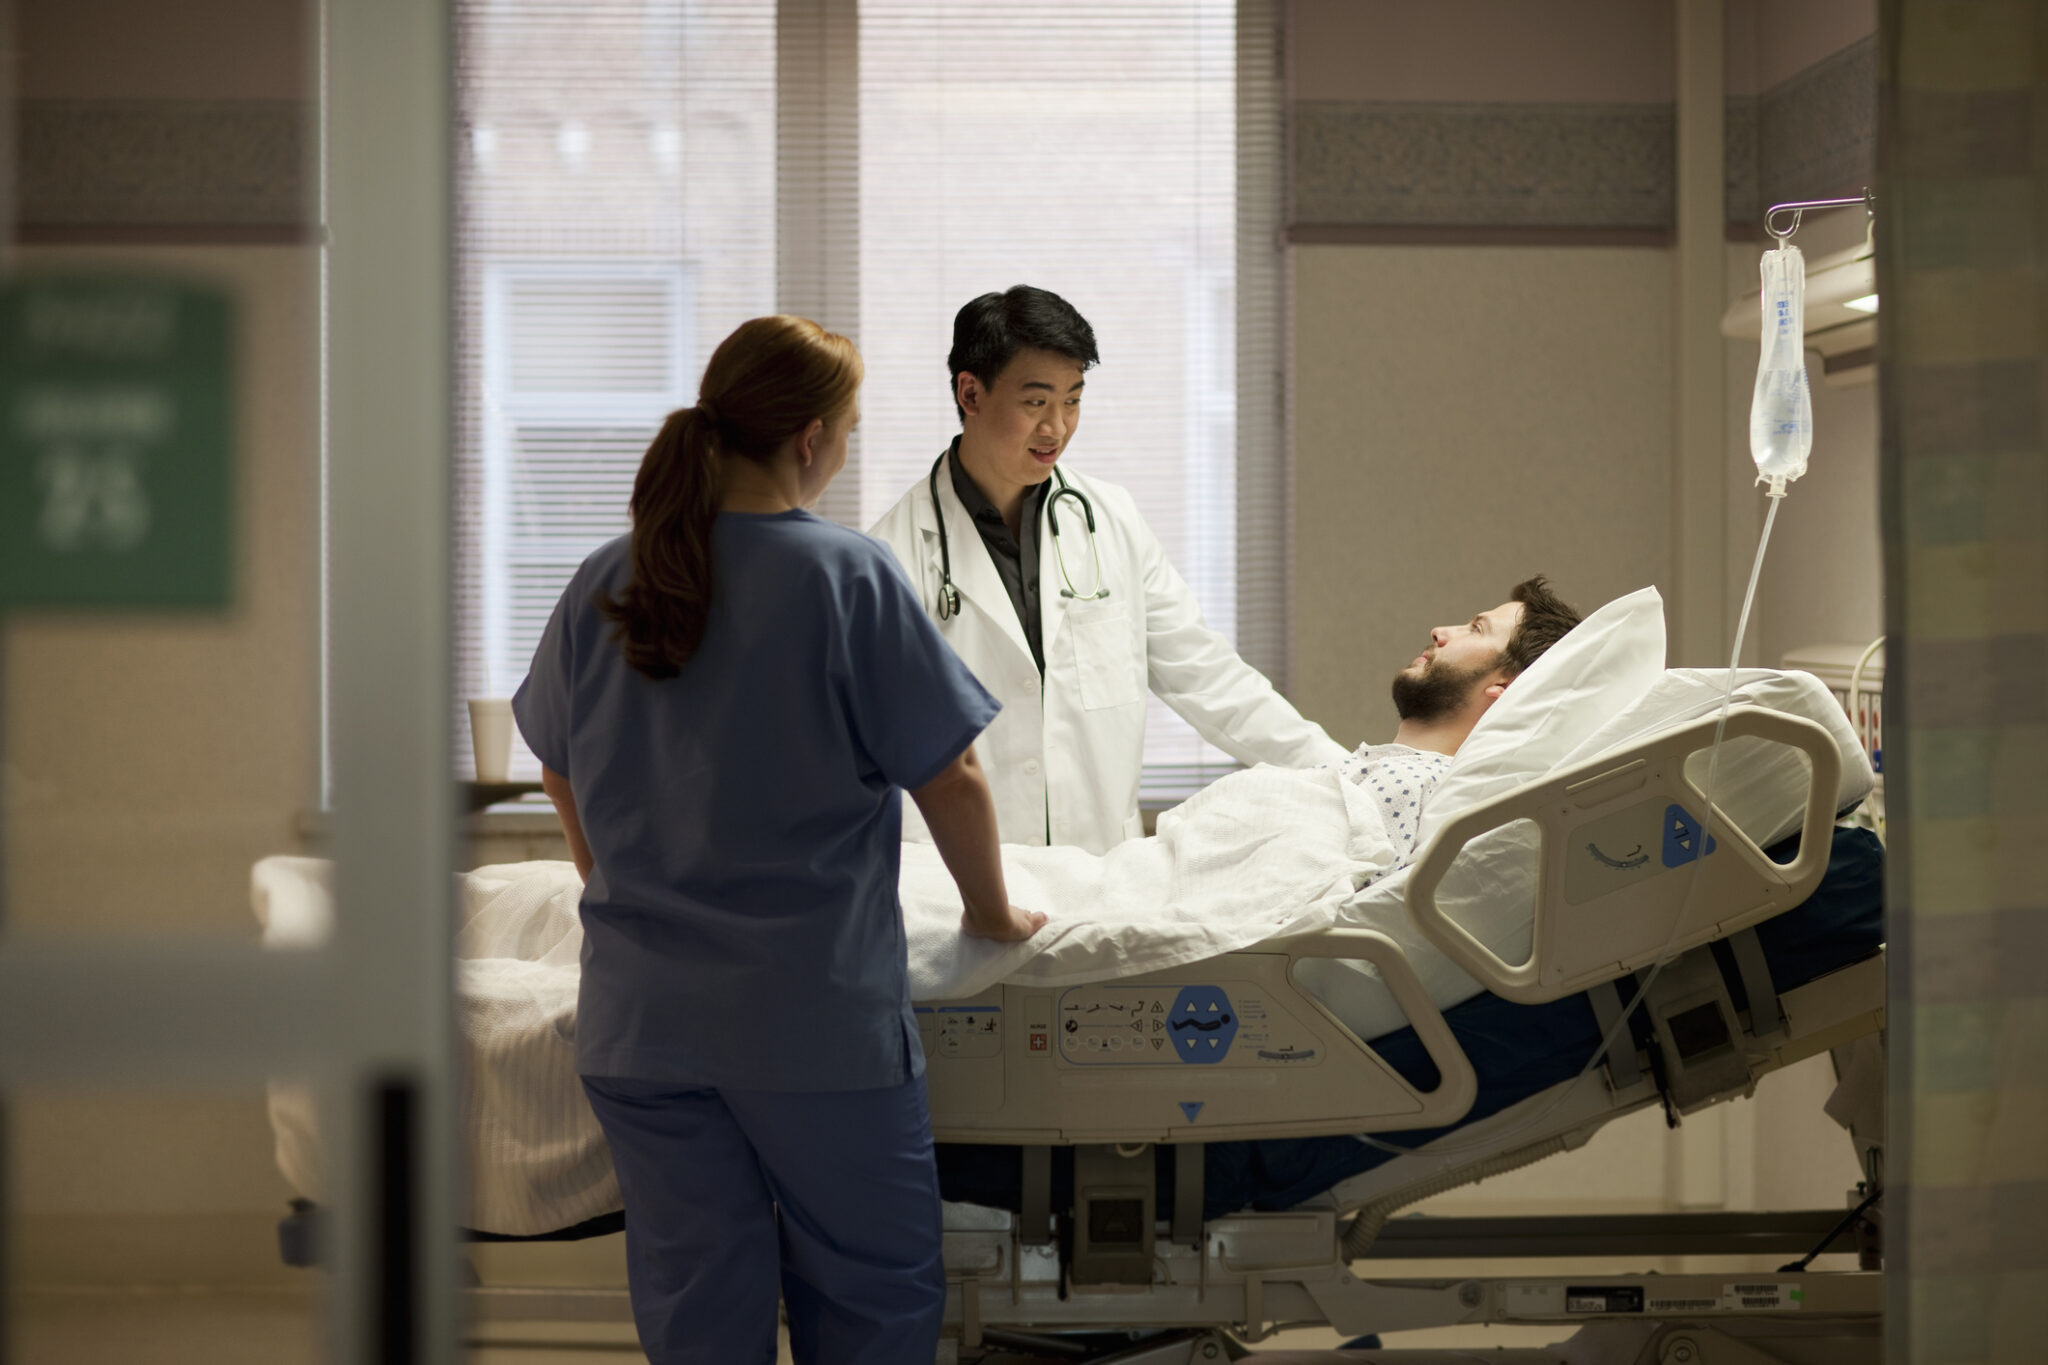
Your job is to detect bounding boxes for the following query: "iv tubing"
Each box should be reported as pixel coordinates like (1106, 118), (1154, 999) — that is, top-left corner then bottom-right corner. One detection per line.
(1847, 634), (1884, 765)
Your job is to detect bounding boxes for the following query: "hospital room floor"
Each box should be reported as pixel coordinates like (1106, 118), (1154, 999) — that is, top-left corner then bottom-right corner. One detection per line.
(9, 1289), (1571, 1362)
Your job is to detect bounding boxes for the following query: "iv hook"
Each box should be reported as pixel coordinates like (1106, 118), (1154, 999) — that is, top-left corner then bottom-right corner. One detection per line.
(1765, 188), (1875, 245)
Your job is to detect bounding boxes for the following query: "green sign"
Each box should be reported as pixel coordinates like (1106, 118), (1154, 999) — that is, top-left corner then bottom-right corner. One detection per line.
(0, 274), (235, 608)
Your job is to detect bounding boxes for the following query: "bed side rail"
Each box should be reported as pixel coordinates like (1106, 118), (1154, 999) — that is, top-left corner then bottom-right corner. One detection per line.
(924, 928), (1477, 1145)
(1404, 709), (1841, 1005)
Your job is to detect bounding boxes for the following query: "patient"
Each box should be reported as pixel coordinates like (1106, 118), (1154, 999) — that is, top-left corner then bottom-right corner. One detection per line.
(900, 577), (1589, 1001)
(1339, 576), (1581, 868)
(931, 578), (1594, 1214)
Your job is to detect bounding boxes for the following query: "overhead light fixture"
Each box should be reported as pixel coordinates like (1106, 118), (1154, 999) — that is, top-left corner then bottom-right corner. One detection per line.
(1843, 294), (1879, 314)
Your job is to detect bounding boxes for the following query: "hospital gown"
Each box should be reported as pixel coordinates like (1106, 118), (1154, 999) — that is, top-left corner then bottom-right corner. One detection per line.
(1337, 743), (1453, 883)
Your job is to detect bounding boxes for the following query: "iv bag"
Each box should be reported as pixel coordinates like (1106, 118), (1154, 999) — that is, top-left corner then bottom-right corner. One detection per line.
(1749, 246), (1813, 491)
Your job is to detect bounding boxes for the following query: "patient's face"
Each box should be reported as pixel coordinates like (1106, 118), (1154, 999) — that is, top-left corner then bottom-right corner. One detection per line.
(1391, 601), (1523, 721)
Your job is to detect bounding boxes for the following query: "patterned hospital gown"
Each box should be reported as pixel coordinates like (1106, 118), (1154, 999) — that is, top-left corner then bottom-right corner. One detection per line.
(1335, 742), (1453, 885)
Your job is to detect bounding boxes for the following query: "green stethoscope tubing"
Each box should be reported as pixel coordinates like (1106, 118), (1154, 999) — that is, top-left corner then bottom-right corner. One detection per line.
(928, 450), (1110, 622)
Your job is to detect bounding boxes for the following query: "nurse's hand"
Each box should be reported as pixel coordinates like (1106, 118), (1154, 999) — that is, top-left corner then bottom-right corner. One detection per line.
(963, 904), (1048, 942)
(915, 745), (1041, 941)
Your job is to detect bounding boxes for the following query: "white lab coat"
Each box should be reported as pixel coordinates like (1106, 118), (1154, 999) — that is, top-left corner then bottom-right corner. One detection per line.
(868, 451), (1348, 854)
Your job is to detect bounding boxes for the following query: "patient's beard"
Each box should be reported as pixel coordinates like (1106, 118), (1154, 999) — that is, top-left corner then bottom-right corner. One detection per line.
(1391, 657), (1493, 724)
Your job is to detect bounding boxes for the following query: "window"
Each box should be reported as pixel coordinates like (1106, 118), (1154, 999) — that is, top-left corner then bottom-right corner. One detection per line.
(477, 264), (690, 736)
(454, 0), (776, 777)
(450, 0), (1283, 791)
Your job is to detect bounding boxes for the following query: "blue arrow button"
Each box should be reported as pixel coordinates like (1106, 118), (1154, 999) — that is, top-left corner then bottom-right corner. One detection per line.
(1662, 803), (1718, 868)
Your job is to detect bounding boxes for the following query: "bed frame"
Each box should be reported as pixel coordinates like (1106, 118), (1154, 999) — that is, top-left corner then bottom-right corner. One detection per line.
(907, 710), (1882, 1363)
(286, 710), (1888, 1364)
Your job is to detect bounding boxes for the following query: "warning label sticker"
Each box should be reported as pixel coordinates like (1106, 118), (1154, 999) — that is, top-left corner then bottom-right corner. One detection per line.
(1643, 1284), (1804, 1314)
(1722, 1282), (1803, 1311)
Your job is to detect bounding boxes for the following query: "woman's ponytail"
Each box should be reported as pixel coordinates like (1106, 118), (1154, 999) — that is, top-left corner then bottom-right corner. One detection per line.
(598, 404), (723, 678)
(600, 315), (862, 679)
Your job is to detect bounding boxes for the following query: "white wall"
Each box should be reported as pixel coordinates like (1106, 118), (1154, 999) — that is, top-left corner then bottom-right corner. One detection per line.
(1738, 0), (1879, 93)
(1754, 370), (1881, 665)
(1290, 245), (1675, 745)
(1292, 0), (1674, 103)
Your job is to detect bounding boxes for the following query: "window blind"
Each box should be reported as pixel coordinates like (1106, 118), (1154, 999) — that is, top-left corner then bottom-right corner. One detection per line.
(453, 0), (776, 780)
(445, 0), (1286, 794)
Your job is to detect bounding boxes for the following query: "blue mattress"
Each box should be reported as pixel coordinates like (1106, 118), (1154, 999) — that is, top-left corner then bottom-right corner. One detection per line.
(934, 825), (1885, 1222)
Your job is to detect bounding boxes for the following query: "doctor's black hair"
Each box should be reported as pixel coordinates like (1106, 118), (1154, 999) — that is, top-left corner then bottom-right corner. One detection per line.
(948, 286), (1100, 423)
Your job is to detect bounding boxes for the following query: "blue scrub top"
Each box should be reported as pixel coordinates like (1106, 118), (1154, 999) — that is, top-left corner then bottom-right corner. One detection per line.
(513, 512), (1000, 1092)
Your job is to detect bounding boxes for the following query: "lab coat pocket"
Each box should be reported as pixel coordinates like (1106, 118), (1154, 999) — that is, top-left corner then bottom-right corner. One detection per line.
(1070, 603), (1143, 710)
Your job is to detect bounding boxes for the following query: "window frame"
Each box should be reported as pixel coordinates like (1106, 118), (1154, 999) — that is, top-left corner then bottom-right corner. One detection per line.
(474, 259), (693, 716)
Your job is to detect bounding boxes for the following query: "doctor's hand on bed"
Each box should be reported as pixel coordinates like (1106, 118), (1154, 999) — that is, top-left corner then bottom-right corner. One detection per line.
(910, 744), (1046, 943)
(962, 902), (1049, 943)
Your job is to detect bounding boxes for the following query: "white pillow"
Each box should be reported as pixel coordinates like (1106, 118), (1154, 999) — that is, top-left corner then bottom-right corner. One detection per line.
(1566, 668), (1874, 846)
(1414, 585), (1666, 848)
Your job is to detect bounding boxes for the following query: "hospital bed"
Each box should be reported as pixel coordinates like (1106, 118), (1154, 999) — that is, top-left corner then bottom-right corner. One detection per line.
(261, 661), (1887, 1362)
(900, 706), (1884, 1365)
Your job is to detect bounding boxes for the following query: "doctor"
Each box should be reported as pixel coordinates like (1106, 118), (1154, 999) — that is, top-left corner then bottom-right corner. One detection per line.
(871, 285), (1346, 853)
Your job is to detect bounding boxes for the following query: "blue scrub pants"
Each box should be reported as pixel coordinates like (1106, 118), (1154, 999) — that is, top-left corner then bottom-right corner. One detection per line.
(580, 1074), (946, 1365)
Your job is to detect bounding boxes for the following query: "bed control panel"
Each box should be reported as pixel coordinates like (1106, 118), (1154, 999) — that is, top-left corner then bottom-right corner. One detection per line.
(1055, 982), (1319, 1068)
(925, 948), (1479, 1141)
(914, 1003), (1003, 1059)
(1565, 799), (1721, 907)
(916, 992), (1008, 1113)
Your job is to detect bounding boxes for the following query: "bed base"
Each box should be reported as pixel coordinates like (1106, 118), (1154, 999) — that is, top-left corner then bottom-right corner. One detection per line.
(413, 949), (1884, 1361)
(278, 949), (1886, 1358)
(928, 948), (1884, 1361)
(268, 703), (1884, 1360)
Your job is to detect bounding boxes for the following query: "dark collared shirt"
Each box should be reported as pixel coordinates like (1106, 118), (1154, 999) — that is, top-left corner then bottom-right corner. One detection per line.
(948, 439), (1051, 675)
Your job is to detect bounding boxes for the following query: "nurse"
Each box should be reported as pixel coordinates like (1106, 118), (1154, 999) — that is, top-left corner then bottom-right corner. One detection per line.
(870, 285), (1348, 853)
(514, 315), (1044, 1365)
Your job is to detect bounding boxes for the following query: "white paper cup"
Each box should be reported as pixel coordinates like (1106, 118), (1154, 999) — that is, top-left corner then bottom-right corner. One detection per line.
(468, 698), (514, 783)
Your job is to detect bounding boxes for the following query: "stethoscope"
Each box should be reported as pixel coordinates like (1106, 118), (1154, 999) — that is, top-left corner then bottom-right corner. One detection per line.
(929, 448), (1110, 621)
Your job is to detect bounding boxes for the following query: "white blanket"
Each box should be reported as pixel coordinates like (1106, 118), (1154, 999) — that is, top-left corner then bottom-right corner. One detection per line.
(256, 762), (1393, 1234)
(906, 761), (1393, 999)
